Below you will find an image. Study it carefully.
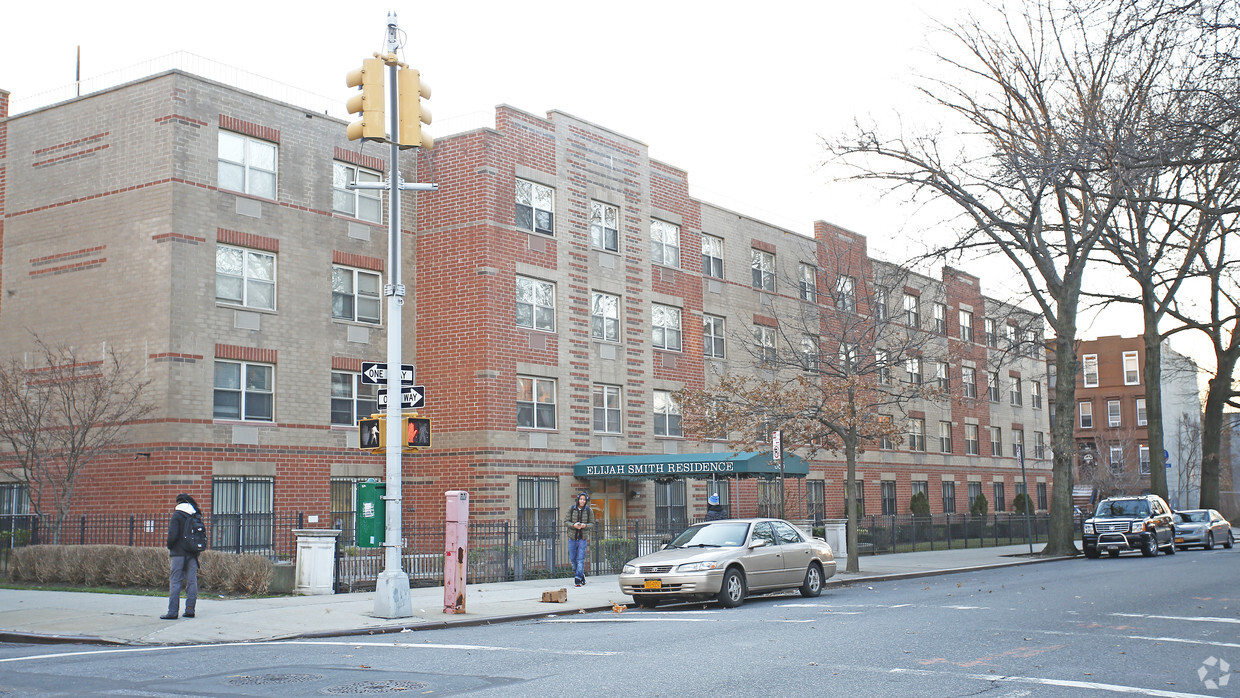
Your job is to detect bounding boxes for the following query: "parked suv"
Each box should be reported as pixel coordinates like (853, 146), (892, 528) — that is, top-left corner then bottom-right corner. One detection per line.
(1083, 494), (1176, 558)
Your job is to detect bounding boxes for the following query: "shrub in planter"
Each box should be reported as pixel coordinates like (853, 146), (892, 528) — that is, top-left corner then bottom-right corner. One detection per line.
(909, 491), (931, 517)
(1011, 493), (1034, 515)
(970, 493), (990, 516)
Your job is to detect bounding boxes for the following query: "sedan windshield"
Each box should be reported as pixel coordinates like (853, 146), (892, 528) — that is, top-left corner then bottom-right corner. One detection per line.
(667, 522), (750, 548)
(1096, 500), (1149, 518)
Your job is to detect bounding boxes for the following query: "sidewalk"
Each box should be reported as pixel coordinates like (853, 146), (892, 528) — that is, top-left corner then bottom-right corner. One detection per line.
(0, 544), (1069, 646)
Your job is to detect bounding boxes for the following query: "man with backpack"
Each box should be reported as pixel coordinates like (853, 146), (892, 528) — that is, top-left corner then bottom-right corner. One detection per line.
(162, 493), (206, 619)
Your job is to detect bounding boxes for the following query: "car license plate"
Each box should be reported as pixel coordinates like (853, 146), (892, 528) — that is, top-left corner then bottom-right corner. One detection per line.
(644, 580), (662, 590)
(1106, 545), (1119, 551)
(1175, 537), (1184, 543)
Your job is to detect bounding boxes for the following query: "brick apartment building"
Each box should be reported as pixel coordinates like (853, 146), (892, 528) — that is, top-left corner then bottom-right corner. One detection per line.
(1066, 335), (1201, 508)
(0, 63), (1053, 541)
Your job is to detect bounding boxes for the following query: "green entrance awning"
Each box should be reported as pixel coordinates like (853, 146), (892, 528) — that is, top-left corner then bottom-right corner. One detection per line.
(574, 451), (807, 480)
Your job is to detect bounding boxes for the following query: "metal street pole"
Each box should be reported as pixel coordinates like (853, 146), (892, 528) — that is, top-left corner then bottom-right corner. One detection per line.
(1019, 444), (1033, 556)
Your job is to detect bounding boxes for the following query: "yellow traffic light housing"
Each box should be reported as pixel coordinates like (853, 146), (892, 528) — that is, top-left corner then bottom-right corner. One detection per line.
(358, 413), (431, 453)
(346, 57), (386, 142)
(397, 66), (432, 150)
(404, 415), (432, 450)
(358, 416), (385, 451)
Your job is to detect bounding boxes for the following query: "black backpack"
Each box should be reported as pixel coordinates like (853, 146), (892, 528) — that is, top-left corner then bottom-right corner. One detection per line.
(183, 512), (208, 553)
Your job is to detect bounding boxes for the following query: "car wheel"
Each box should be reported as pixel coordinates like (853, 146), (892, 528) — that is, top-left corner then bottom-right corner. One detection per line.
(1108, 549), (1120, 558)
(1142, 537), (1157, 557)
(1164, 540), (1175, 555)
(800, 563), (823, 598)
(633, 594), (660, 609)
(1204, 532), (1215, 550)
(1225, 531), (1234, 549)
(716, 568), (746, 608)
(1084, 545), (1100, 559)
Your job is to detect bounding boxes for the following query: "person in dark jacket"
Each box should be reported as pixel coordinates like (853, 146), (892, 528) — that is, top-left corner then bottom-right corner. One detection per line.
(564, 492), (594, 587)
(162, 493), (201, 619)
(705, 493), (728, 521)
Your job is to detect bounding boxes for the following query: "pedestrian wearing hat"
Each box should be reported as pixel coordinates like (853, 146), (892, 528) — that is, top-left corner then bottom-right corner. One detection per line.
(162, 493), (201, 619)
(564, 492), (594, 587)
(705, 492), (728, 521)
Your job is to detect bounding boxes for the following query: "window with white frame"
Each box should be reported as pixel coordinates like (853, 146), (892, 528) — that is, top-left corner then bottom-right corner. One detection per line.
(959, 309), (974, 342)
(1122, 351), (1140, 385)
(962, 366), (977, 398)
(1025, 330), (1040, 358)
(803, 335), (820, 371)
(214, 360), (273, 422)
(218, 131), (276, 198)
(516, 179), (555, 235)
(590, 201), (619, 252)
(912, 480), (929, 501)
(1107, 399), (1122, 427)
(909, 418), (926, 451)
(652, 304), (682, 351)
(332, 266), (381, 324)
(703, 315), (726, 359)
(517, 376), (556, 430)
(332, 162), (382, 222)
(799, 264), (818, 302)
(1139, 445), (1151, 475)
(216, 245), (275, 310)
(807, 480), (826, 519)
(932, 302), (947, 333)
(965, 423), (980, 455)
(653, 390), (682, 437)
(906, 357), (923, 385)
(1034, 431), (1047, 459)
(701, 234), (724, 278)
(330, 371), (378, 426)
(751, 249), (775, 291)
(1136, 398), (1147, 426)
(993, 482), (1006, 512)
(1079, 401), (1093, 429)
(1010, 378), (1023, 406)
(967, 482), (982, 511)
(591, 292), (620, 342)
(517, 477), (558, 540)
(940, 421), (953, 453)
(836, 275), (856, 312)
(1109, 446), (1124, 474)
(592, 384), (622, 434)
(873, 287), (889, 321)
(516, 276), (556, 332)
(651, 219), (680, 267)
(990, 426), (1002, 456)
(754, 326), (777, 363)
(876, 349), (892, 385)
(881, 480), (897, 515)
(935, 362), (949, 390)
(0, 483), (30, 516)
(988, 372), (1001, 402)
(985, 318), (998, 347)
(1012, 429), (1024, 458)
(903, 293), (920, 327)
(1082, 354), (1099, 387)
(1031, 380), (1042, 409)
(211, 476), (273, 551)
(1006, 323), (1018, 348)
(878, 415), (894, 449)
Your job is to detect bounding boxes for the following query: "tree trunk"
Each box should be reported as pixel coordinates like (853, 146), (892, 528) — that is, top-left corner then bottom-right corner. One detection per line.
(844, 437), (860, 574)
(1199, 358), (1235, 510)
(1142, 312), (1168, 501)
(1045, 319), (1082, 557)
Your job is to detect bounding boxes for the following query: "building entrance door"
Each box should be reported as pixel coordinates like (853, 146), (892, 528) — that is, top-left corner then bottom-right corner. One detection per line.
(588, 480), (627, 524)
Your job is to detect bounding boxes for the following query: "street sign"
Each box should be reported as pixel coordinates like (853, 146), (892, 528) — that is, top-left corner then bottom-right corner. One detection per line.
(361, 361), (414, 385)
(772, 429), (782, 463)
(377, 385), (426, 409)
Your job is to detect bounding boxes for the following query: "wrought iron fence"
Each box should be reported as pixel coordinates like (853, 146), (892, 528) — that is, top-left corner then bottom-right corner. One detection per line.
(845, 513), (1053, 554)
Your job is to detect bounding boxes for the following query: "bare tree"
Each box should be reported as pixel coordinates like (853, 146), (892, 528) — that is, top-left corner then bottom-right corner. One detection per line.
(0, 336), (154, 543)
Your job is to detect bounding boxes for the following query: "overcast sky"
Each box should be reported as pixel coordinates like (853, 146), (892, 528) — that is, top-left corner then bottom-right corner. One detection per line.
(0, 0), (1216, 370)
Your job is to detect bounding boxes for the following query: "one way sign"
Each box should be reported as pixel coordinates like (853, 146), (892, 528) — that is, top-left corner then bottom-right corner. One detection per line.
(361, 362), (414, 385)
(377, 386), (426, 409)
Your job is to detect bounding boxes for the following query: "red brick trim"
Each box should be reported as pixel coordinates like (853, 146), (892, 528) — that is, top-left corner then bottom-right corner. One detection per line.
(334, 146), (386, 172)
(32, 132), (108, 156)
(28, 245), (107, 277)
(333, 250), (384, 272)
(1011, 422), (1025, 431)
(215, 344), (277, 363)
(152, 232), (207, 245)
(33, 143), (109, 168)
(332, 357), (363, 371)
(155, 114), (209, 128)
(903, 286), (921, 297)
(1009, 370), (1022, 378)
(30, 245), (106, 266)
(751, 240), (776, 254)
(753, 314), (778, 327)
(909, 410), (926, 420)
(149, 352), (203, 363)
(218, 228), (279, 253)
(219, 115), (280, 144)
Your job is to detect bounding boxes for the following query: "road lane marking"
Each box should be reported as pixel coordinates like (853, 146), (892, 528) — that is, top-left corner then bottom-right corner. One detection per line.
(1128, 635), (1240, 649)
(538, 617), (814, 623)
(890, 667), (1213, 697)
(1112, 613), (1240, 625)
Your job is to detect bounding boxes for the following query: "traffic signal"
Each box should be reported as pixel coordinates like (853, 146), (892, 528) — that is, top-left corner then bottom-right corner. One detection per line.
(358, 416), (385, 451)
(404, 415), (432, 449)
(397, 66), (432, 149)
(345, 57), (386, 142)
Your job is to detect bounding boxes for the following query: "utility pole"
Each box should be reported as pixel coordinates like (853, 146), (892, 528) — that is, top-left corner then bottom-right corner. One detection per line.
(345, 12), (437, 619)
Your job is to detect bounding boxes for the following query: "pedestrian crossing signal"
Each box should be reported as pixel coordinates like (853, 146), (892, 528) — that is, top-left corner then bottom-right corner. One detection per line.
(405, 416), (431, 449)
(359, 417), (384, 451)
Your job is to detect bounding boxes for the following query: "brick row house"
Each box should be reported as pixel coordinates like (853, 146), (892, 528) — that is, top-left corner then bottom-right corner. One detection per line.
(0, 65), (1053, 542)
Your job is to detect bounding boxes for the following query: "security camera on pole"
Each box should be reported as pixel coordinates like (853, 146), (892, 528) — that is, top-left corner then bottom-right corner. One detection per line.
(344, 12), (437, 619)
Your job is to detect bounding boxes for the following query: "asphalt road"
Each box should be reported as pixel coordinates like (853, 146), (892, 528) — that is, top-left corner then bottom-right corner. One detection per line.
(1, 548), (1237, 697)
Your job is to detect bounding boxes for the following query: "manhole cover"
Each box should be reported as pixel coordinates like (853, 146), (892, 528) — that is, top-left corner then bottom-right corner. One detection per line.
(324, 680), (430, 694)
(228, 673), (324, 686)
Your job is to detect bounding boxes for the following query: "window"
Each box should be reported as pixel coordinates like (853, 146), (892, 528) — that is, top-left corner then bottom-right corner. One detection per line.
(1107, 399), (1122, 427)
(515, 276), (556, 332)
(1122, 351), (1140, 385)
(939, 421), (953, 453)
(751, 249), (775, 291)
(912, 480), (929, 501)
(942, 481), (957, 514)
(653, 390), (682, 437)
(332, 162), (382, 222)
(802, 336), (820, 371)
(1079, 401), (1093, 429)
(962, 366), (977, 399)
(1025, 330), (1040, 358)
(517, 477), (558, 540)
(935, 362), (949, 390)
(845, 480), (865, 518)
(1109, 446), (1124, 474)
(218, 131), (276, 198)
(1082, 354), (1099, 387)
(1006, 323), (1019, 349)
(988, 372), (1001, 402)
(591, 292), (620, 342)
(517, 376), (556, 430)
(1037, 482), (1047, 510)
(836, 275), (856, 312)
(214, 360), (273, 421)
(881, 481), (897, 516)
(877, 415), (894, 450)
(651, 219), (680, 267)
(701, 234), (724, 278)
(1034, 431), (1046, 459)
(0, 483), (30, 516)
(216, 245), (275, 310)
(330, 478), (365, 545)
(332, 266), (381, 324)
(873, 288), (889, 321)
(330, 372), (378, 426)
(967, 482), (982, 511)
(932, 302), (947, 333)
(652, 304), (682, 351)
(903, 294), (920, 327)
(959, 309), (974, 342)
(909, 418), (926, 452)
(799, 264), (818, 302)
(1010, 378), (1023, 406)
(758, 482), (782, 519)
(906, 357), (923, 385)
(703, 315), (726, 359)
(1136, 398), (1147, 426)
(807, 480), (826, 520)
(993, 482), (1006, 512)
(985, 318), (998, 348)
(211, 476), (273, 551)
(754, 326), (776, 363)
(838, 343), (859, 373)
(516, 179), (554, 235)
(876, 349), (891, 385)
(590, 201), (619, 252)
(990, 426), (1002, 457)
(1139, 445), (1151, 475)
(592, 384), (622, 434)
(655, 480), (687, 533)
(1031, 381), (1042, 409)
(965, 423), (980, 455)
(1012, 429), (1024, 458)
